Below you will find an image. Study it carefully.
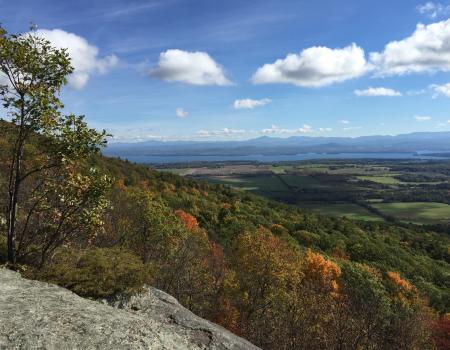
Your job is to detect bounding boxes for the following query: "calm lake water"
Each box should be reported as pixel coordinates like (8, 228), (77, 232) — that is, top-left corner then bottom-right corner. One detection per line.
(109, 152), (445, 164)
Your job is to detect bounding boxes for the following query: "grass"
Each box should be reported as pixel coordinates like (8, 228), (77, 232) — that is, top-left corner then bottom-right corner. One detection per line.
(356, 175), (402, 185)
(372, 202), (450, 224)
(269, 165), (295, 174)
(296, 202), (384, 221)
(207, 175), (290, 193)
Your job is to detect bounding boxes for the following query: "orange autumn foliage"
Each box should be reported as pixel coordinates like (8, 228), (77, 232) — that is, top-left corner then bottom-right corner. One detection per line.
(386, 271), (418, 306)
(303, 250), (341, 293)
(387, 271), (414, 292)
(174, 209), (199, 231)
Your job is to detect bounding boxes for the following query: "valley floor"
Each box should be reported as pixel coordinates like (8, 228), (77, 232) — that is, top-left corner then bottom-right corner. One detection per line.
(158, 159), (450, 225)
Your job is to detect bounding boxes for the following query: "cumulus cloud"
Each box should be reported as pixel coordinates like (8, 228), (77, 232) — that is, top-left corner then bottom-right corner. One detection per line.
(406, 89), (427, 96)
(343, 126), (363, 131)
(339, 120), (350, 124)
(430, 82), (450, 97)
(370, 19), (450, 75)
(262, 124), (313, 134)
(196, 128), (246, 137)
(354, 87), (402, 96)
(33, 29), (118, 89)
(416, 2), (450, 18)
(176, 107), (189, 118)
(150, 49), (231, 86)
(233, 98), (271, 109)
(196, 124), (328, 139)
(251, 44), (368, 87)
(414, 115), (432, 121)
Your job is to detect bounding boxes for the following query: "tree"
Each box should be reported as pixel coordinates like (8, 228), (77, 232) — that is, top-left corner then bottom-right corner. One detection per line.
(104, 188), (186, 263)
(0, 25), (110, 264)
(174, 209), (199, 231)
(230, 229), (303, 348)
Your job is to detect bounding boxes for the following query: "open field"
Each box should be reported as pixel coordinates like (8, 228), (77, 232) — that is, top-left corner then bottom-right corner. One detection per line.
(372, 202), (450, 224)
(158, 160), (450, 225)
(296, 202), (384, 221)
(356, 175), (402, 185)
(207, 175), (289, 192)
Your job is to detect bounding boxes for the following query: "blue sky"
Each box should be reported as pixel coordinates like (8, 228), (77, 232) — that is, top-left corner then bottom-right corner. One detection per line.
(3, 0), (450, 141)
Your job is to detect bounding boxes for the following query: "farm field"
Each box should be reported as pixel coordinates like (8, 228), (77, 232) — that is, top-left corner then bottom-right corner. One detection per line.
(356, 175), (402, 185)
(372, 202), (450, 224)
(207, 175), (289, 193)
(295, 202), (383, 221)
(158, 160), (450, 225)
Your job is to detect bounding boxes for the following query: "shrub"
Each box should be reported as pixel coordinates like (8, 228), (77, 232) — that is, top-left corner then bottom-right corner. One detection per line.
(34, 247), (149, 299)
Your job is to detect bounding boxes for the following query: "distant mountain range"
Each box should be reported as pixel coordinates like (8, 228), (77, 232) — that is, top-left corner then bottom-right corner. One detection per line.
(104, 132), (450, 158)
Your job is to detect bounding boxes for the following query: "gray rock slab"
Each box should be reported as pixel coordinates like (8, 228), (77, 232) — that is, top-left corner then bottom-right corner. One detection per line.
(0, 268), (259, 350)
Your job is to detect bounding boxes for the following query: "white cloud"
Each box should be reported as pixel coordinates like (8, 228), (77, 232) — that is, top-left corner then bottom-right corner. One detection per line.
(196, 124), (324, 140)
(417, 2), (450, 18)
(150, 49), (231, 86)
(233, 98), (271, 109)
(406, 89), (427, 96)
(33, 29), (118, 89)
(370, 19), (450, 75)
(354, 87), (402, 97)
(343, 126), (363, 131)
(262, 124), (313, 134)
(339, 120), (350, 124)
(252, 43), (368, 87)
(430, 82), (450, 97)
(414, 115), (432, 121)
(176, 107), (189, 118)
(196, 128), (247, 137)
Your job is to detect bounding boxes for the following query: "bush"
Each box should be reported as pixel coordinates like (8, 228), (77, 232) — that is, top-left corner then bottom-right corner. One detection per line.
(34, 247), (150, 299)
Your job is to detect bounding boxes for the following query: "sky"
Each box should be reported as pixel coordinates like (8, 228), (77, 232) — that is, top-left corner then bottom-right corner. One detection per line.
(3, 0), (450, 141)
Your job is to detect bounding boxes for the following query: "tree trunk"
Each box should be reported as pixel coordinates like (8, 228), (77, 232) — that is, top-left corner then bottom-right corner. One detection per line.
(7, 143), (23, 264)
(6, 98), (25, 264)
(7, 197), (16, 263)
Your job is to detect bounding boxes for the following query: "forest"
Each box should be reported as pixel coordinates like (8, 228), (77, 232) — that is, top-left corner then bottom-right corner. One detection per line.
(1, 25), (450, 350)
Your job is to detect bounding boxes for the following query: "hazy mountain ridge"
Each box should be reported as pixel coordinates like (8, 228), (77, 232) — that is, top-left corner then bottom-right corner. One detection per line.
(105, 132), (450, 157)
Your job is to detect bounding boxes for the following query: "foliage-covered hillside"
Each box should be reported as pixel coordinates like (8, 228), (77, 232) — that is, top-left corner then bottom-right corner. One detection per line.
(99, 156), (450, 310)
(81, 155), (450, 349)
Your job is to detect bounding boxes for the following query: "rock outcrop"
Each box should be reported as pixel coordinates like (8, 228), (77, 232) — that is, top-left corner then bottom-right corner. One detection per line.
(0, 268), (259, 350)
